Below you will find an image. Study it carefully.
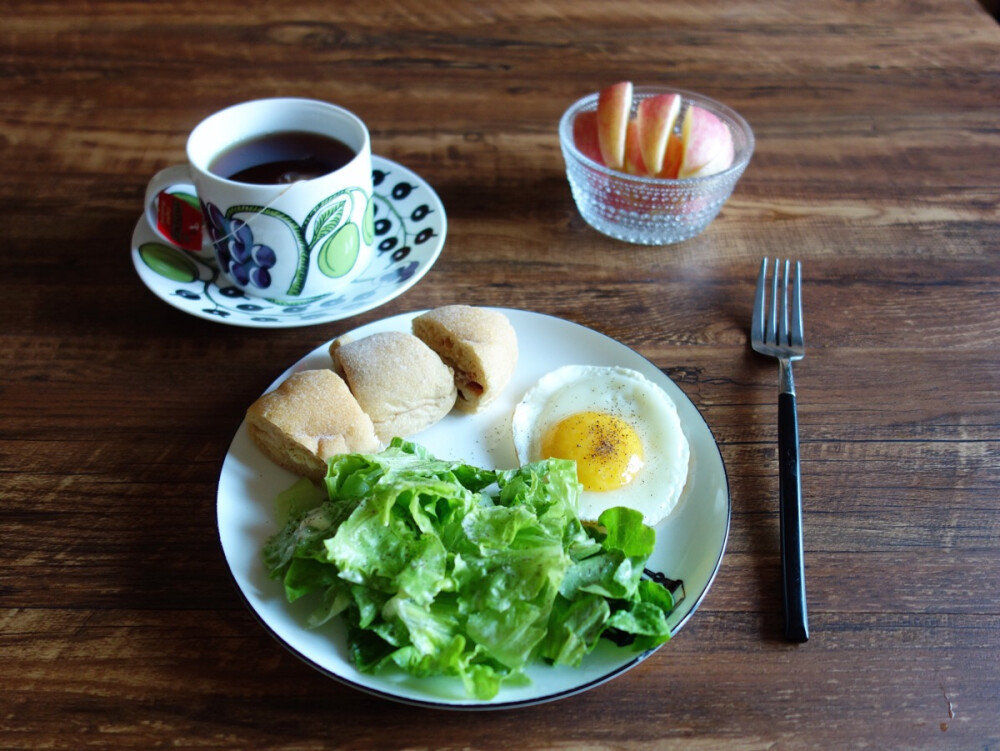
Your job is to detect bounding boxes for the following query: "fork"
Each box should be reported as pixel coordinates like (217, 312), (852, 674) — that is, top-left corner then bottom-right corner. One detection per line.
(751, 258), (809, 643)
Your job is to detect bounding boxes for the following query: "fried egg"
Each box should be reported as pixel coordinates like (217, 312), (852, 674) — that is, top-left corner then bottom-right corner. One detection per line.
(511, 365), (690, 526)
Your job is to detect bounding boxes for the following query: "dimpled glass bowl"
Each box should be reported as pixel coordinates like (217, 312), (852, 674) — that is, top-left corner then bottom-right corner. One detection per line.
(559, 87), (754, 245)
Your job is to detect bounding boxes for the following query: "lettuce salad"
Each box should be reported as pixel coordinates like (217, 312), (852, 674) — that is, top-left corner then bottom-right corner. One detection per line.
(263, 438), (677, 700)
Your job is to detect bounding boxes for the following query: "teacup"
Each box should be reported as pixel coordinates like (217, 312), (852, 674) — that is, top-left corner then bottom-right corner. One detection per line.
(144, 98), (374, 302)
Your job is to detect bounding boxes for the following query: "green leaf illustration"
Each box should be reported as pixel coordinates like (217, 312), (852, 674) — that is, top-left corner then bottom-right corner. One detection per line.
(139, 242), (199, 282)
(311, 199), (348, 246)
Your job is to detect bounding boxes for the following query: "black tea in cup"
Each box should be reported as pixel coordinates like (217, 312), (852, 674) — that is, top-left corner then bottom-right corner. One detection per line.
(210, 131), (356, 185)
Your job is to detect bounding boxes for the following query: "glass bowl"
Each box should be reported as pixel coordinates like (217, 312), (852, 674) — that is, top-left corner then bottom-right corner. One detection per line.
(558, 87), (754, 245)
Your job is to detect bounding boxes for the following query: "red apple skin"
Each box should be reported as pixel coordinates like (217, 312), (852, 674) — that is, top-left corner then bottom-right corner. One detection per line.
(678, 105), (734, 178)
(573, 110), (604, 164)
(623, 120), (647, 176)
(596, 81), (633, 170)
(636, 93), (681, 176)
(687, 135), (735, 178)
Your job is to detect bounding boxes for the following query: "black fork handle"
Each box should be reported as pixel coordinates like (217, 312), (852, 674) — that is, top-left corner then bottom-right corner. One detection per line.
(779, 391), (809, 642)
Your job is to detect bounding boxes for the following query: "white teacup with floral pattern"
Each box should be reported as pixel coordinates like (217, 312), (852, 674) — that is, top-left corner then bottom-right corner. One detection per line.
(144, 98), (374, 302)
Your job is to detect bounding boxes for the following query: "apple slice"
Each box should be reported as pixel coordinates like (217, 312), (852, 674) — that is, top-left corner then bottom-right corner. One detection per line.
(572, 110), (604, 164)
(688, 136), (735, 178)
(678, 104), (734, 178)
(659, 132), (684, 179)
(623, 120), (647, 175)
(636, 93), (681, 176)
(596, 81), (633, 170)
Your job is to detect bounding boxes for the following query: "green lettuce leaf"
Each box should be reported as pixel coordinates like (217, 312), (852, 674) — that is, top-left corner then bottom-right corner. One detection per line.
(262, 438), (678, 700)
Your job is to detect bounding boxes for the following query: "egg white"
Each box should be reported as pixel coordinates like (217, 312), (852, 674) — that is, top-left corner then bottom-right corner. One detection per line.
(511, 365), (690, 526)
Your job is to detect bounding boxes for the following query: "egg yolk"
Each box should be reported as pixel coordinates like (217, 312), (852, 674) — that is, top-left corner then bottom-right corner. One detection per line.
(540, 411), (644, 492)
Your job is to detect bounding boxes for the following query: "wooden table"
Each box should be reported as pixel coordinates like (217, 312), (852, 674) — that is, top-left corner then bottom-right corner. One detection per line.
(3, 0), (998, 747)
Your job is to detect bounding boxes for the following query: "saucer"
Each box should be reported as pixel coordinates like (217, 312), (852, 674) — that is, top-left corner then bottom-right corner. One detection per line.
(131, 156), (446, 328)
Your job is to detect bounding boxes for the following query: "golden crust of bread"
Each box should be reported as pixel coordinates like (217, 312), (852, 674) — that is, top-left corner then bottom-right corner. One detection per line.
(245, 369), (380, 480)
(332, 331), (457, 442)
(411, 305), (518, 412)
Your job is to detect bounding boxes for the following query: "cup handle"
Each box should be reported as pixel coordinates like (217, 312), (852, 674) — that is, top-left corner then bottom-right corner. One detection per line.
(144, 165), (209, 254)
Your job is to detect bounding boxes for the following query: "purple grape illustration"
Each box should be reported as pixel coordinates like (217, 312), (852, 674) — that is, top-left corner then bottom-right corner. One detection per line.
(203, 203), (277, 291)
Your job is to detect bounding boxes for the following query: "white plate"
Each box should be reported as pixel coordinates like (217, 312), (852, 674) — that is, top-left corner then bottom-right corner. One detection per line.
(132, 156), (445, 328)
(217, 308), (730, 709)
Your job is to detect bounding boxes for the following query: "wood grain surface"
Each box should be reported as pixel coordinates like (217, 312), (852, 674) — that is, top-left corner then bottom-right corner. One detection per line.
(1, 0), (998, 748)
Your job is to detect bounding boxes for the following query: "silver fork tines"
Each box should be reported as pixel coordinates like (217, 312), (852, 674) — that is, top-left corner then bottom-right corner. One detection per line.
(751, 257), (809, 643)
(752, 258), (804, 394)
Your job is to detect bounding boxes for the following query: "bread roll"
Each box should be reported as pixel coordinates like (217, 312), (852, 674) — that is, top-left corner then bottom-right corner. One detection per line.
(246, 369), (380, 480)
(331, 331), (457, 442)
(412, 305), (518, 412)
(327, 334), (353, 378)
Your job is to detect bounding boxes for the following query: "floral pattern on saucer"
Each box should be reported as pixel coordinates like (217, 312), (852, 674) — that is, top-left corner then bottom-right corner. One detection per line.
(132, 156), (446, 328)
